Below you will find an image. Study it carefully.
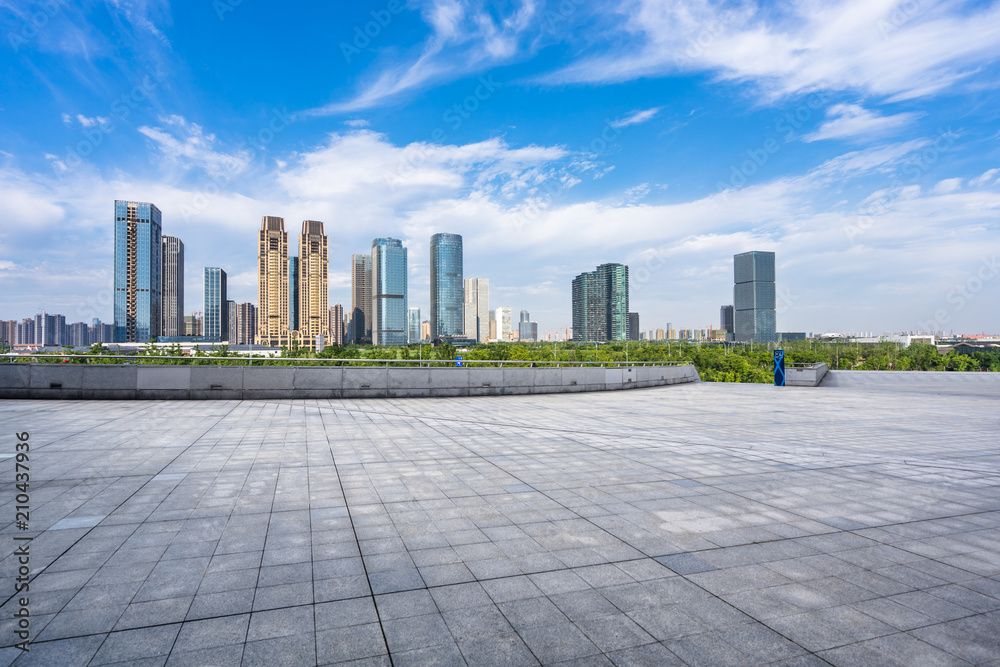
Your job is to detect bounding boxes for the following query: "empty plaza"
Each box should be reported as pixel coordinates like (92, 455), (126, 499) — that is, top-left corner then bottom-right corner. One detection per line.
(2, 376), (999, 666)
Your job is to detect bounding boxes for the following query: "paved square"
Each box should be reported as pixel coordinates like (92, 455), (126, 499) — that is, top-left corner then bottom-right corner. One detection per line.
(2, 380), (999, 665)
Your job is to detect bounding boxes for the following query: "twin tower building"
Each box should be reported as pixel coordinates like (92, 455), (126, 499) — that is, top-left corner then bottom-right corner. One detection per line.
(260, 218), (477, 348)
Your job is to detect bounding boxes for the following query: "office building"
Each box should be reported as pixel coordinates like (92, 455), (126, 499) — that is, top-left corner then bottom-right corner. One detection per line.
(349, 254), (372, 344)
(257, 216), (289, 346)
(571, 263), (629, 342)
(298, 220), (329, 345)
(227, 301), (238, 344)
(237, 302), (257, 345)
(204, 267), (228, 342)
(720, 305), (734, 335)
(421, 320), (430, 342)
(518, 310), (538, 342)
(430, 233), (463, 340)
(288, 257), (299, 332)
(734, 251), (777, 343)
(114, 200), (162, 343)
(464, 278), (489, 344)
(371, 238), (407, 346)
(628, 312), (639, 341)
(329, 304), (344, 346)
(408, 307), (421, 344)
(495, 306), (512, 341)
(161, 236), (184, 337)
(489, 311), (497, 341)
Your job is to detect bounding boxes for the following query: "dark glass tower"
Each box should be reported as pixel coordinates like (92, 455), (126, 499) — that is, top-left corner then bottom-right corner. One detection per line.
(571, 263), (629, 342)
(114, 200), (162, 342)
(204, 267), (228, 342)
(733, 251), (777, 343)
(429, 233), (463, 340)
(372, 238), (408, 346)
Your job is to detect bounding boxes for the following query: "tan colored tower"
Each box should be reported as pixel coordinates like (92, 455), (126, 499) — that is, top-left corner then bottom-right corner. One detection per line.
(257, 216), (289, 345)
(298, 220), (329, 345)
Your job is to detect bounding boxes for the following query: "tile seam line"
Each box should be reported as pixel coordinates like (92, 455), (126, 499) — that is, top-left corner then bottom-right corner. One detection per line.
(0, 400), (245, 621)
(314, 403), (395, 667)
(3, 548), (995, 652)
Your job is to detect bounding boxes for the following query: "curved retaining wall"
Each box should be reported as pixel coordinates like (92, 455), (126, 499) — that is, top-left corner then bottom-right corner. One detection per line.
(0, 363), (701, 400)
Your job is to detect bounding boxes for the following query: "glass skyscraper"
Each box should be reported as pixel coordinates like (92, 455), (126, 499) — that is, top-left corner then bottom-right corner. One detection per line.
(733, 251), (777, 343)
(429, 233), (463, 340)
(204, 267), (228, 342)
(114, 200), (162, 343)
(571, 263), (629, 342)
(408, 307), (421, 344)
(371, 238), (408, 346)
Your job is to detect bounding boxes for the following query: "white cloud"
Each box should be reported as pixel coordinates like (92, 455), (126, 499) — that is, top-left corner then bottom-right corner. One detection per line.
(343, 119), (370, 128)
(610, 107), (662, 129)
(541, 0), (1000, 103)
(302, 0), (537, 115)
(932, 178), (963, 195)
(803, 104), (921, 142)
(138, 115), (250, 176)
(970, 168), (1000, 186)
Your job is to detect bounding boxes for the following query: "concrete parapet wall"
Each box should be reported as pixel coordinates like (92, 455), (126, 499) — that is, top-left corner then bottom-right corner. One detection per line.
(821, 369), (1000, 395)
(786, 363), (828, 387)
(0, 363), (701, 400)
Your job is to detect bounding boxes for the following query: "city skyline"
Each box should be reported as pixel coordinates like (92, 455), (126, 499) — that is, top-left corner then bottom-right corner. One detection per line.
(3, 3), (998, 335)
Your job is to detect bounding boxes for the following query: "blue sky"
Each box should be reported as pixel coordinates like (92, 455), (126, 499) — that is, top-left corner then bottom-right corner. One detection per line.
(1, 0), (999, 336)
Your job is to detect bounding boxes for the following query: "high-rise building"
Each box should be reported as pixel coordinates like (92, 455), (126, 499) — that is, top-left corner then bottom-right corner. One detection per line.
(571, 263), (629, 342)
(733, 251), (777, 343)
(463, 278), (489, 344)
(420, 320), (430, 342)
(114, 200), (162, 342)
(489, 310), (497, 341)
(35, 312), (54, 346)
(288, 257), (299, 332)
(298, 221), (329, 345)
(204, 267), (228, 342)
(227, 300), (238, 345)
(329, 304), (344, 346)
(184, 314), (201, 336)
(257, 216), (289, 346)
(430, 233), (463, 340)
(628, 312), (639, 341)
(236, 302), (257, 345)
(161, 236), (184, 337)
(0, 320), (14, 345)
(518, 309), (538, 342)
(349, 254), (372, 344)
(69, 322), (90, 347)
(495, 306), (512, 341)
(16, 318), (34, 345)
(720, 305), (734, 335)
(371, 237), (407, 346)
(89, 320), (113, 344)
(408, 307), (421, 344)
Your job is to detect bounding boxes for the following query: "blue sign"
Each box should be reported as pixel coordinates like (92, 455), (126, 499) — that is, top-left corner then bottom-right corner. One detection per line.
(456, 356), (463, 368)
(774, 349), (786, 386)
